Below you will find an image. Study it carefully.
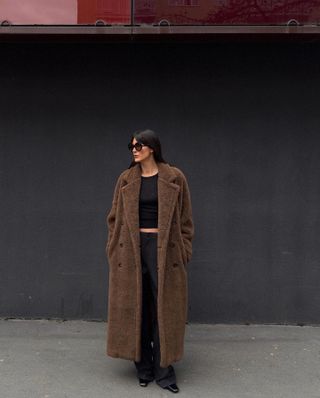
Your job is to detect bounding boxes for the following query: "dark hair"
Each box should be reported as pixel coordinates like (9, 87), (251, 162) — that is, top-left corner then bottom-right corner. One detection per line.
(128, 129), (168, 168)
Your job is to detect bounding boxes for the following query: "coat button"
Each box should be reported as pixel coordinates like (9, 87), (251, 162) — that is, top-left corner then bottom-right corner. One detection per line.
(172, 263), (178, 267)
(118, 262), (122, 267)
(119, 243), (123, 247)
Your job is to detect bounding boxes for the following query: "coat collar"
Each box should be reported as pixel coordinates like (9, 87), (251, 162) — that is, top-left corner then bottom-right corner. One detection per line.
(122, 161), (177, 184)
(121, 162), (180, 266)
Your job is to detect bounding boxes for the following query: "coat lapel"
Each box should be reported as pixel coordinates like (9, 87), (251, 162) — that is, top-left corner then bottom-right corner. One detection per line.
(121, 162), (180, 267)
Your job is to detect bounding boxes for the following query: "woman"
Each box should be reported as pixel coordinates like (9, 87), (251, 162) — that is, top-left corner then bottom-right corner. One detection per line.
(105, 129), (194, 393)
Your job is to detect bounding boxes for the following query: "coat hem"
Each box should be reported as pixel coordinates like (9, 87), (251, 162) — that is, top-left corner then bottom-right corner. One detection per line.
(106, 350), (136, 361)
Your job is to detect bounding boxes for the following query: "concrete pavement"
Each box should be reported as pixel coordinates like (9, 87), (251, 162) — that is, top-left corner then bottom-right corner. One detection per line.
(0, 319), (320, 398)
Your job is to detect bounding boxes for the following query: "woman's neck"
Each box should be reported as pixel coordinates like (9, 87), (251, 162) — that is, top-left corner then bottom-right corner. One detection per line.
(139, 160), (158, 176)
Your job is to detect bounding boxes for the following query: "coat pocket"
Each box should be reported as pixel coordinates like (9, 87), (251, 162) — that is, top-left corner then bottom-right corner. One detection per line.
(174, 239), (187, 267)
(177, 234), (188, 266)
(181, 243), (188, 266)
(106, 235), (117, 262)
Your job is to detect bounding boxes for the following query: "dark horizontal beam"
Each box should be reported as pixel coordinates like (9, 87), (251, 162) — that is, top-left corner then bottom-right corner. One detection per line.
(0, 25), (320, 35)
(1, 25), (320, 43)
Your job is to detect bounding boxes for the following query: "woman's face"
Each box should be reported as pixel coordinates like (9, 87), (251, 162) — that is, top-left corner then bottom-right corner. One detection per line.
(131, 137), (154, 163)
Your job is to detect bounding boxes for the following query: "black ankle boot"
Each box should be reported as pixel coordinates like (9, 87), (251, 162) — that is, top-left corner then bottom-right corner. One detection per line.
(139, 378), (151, 387)
(163, 383), (180, 393)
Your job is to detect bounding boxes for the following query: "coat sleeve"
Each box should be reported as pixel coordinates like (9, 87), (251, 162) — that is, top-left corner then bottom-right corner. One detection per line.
(106, 174), (123, 252)
(179, 172), (194, 263)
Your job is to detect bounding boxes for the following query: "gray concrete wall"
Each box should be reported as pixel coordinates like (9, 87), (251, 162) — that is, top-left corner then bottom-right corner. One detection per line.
(1, 41), (320, 323)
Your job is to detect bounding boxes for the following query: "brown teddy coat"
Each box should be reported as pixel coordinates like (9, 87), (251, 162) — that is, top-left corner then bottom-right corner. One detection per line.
(105, 161), (194, 368)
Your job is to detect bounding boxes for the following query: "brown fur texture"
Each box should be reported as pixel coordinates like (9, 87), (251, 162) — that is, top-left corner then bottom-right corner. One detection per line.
(105, 162), (194, 368)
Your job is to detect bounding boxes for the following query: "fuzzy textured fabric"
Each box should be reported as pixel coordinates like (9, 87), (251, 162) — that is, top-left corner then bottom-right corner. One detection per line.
(105, 162), (194, 368)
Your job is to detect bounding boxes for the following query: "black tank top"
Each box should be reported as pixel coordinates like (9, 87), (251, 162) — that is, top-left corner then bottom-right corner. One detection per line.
(139, 173), (158, 228)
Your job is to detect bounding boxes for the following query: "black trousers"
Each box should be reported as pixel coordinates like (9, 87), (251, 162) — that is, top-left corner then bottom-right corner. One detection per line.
(134, 231), (176, 388)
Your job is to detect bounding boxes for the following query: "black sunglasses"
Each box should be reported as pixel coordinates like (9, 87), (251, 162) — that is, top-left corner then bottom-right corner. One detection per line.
(128, 142), (148, 151)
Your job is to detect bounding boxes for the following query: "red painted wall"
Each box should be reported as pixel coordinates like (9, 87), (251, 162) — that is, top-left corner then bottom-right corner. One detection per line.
(1, 0), (319, 25)
(77, 0), (131, 24)
(134, 0), (320, 25)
